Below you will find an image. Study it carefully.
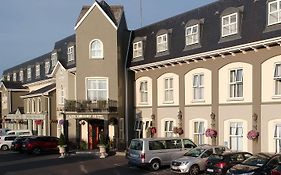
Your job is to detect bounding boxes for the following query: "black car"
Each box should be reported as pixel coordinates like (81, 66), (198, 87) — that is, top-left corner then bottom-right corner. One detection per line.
(226, 153), (281, 175)
(206, 151), (252, 175)
(10, 136), (30, 153)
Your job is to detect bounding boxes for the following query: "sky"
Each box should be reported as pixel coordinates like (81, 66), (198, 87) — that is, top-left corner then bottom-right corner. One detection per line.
(0, 0), (216, 75)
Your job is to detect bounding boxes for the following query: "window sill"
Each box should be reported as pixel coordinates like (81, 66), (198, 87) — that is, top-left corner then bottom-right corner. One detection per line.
(227, 97), (244, 101)
(264, 22), (281, 33)
(191, 99), (205, 103)
(132, 57), (144, 62)
(155, 50), (169, 58)
(183, 43), (201, 51)
(219, 34), (241, 44)
(162, 101), (174, 104)
(272, 95), (281, 99)
(138, 102), (149, 106)
(90, 57), (104, 60)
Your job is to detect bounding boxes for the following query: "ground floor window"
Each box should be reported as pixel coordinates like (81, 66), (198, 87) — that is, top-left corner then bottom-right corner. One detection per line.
(134, 119), (152, 138)
(230, 122), (243, 151)
(164, 120), (174, 137)
(194, 121), (205, 145)
(274, 124), (281, 153)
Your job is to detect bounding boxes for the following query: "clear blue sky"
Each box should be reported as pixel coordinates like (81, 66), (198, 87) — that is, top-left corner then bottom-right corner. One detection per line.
(0, 0), (215, 75)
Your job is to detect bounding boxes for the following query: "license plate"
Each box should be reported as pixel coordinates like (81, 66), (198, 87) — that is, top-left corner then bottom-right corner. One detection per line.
(207, 168), (214, 172)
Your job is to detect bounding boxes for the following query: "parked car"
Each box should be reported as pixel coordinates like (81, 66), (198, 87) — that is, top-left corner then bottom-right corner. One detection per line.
(0, 135), (17, 150)
(271, 163), (281, 175)
(7, 130), (33, 136)
(10, 136), (30, 153)
(206, 151), (252, 175)
(0, 128), (10, 136)
(22, 136), (59, 155)
(127, 137), (197, 171)
(170, 145), (229, 175)
(226, 153), (281, 175)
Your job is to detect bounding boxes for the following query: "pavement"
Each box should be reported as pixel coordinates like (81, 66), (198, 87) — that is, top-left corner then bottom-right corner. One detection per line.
(69, 149), (126, 157)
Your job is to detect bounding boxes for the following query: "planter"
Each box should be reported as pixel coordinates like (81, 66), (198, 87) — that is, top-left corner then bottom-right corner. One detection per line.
(98, 145), (107, 159)
(58, 145), (66, 158)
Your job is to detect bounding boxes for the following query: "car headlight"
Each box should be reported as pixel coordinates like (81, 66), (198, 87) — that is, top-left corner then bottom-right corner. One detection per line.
(181, 161), (189, 165)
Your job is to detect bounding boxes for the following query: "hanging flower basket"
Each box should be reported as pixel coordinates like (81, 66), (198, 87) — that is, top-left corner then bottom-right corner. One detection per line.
(205, 128), (217, 138)
(173, 127), (184, 135)
(150, 127), (157, 135)
(247, 130), (259, 140)
(79, 120), (86, 125)
(58, 119), (64, 125)
(35, 120), (43, 125)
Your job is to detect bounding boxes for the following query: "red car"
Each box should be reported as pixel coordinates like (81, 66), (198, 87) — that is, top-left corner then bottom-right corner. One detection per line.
(22, 136), (59, 155)
(272, 164), (281, 175)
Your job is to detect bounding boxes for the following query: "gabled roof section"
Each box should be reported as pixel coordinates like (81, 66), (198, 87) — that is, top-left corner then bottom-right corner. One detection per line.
(21, 84), (56, 98)
(48, 61), (66, 78)
(1, 81), (28, 91)
(75, 1), (123, 30)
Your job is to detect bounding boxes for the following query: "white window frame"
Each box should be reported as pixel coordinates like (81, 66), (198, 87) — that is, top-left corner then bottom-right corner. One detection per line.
(32, 98), (36, 113)
(274, 63), (281, 96)
(274, 124), (281, 153)
(164, 120), (174, 137)
(35, 64), (40, 78)
(19, 70), (23, 82)
(67, 46), (75, 62)
(193, 121), (205, 145)
(186, 24), (199, 46)
(164, 77), (174, 103)
(37, 98), (41, 113)
(222, 13), (238, 37)
(157, 34), (168, 53)
(45, 61), (50, 75)
(27, 68), (32, 80)
(26, 99), (30, 113)
(86, 77), (108, 101)
(51, 53), (57, 68)
(268, 0), (281, 26)
(229, 122), (243, 151)
(229, 68), (243, 99)
(193, 74), (204, 100)
(90, 39), (104, 59)
(133, 41), (143, 58)
(140, 81), (148, 104)
(13, 72), (17, 82)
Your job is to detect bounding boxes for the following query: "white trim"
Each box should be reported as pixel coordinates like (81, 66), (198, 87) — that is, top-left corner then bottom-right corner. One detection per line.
(186, 24), (199, 45)
(221, 13), (238, 37)
(74, 2), (117, 30)
(20, 87), (56, 98)
(47, 61), (66, 78)
(23, 78), (55, 87)
(268, 0), (281, 26)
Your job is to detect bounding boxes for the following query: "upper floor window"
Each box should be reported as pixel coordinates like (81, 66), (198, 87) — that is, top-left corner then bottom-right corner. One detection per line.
(164, 77), (174, 103)
(45, 61), (50, 75)
(274, 63), (281, 95)
(36, 64), (40, 78)
(157, 34), (168, 53)
(133, 41), (143, 58)
(51, 53), (57, 68)
(222, 13), (238, 37)
(6, 74), (10, 81)
(27, 68), (32, 80)
(13, 72), (17, 82)
(193, 74), (204, 100)
(67, 46), (75, 62)
(140, 81), (148, 103)
(19, 70), (23, 82)
(86, 78), (108, 101)
(268, 0), (281, 26)
(186, 24), (199, 45)
(90, 39), (103, 59)
(230, 68), (243, 98)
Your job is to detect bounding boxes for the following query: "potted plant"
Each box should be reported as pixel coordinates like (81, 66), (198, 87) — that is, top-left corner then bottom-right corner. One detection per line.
(205, 128), (218, 138)
(98, 130), (108, 158)
(58, 133), (67, 158)
(247, 130), (259, 140)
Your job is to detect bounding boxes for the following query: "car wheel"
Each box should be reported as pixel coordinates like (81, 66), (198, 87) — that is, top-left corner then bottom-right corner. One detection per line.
(189, 165), (200, 175)
(150, 159), (160, 171)
(32, 147), (41, 155)
(1, 145), (9, 151)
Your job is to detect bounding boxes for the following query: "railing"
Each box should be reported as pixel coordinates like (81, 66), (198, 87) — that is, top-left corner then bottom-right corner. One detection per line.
(64, 99), (118, 113)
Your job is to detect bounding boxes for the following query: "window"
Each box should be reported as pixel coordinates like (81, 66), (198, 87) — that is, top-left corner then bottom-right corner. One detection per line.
(274, 124), (281, 153)
(13, 72), (17, 82)
(268, 0), (281, 26)
(36, 64), (40, 78)
(60, 85), (64, 104)
(140, 81), (148, 103)
(32, 99), (36, 113)
(133, 41), (143, 58)
(230, 69), (243, 98)
(222, 13), (238, 37)
(51, 53), (57, 68)
(164, 77), (174, 103)
(164, 120), (174, 137)
(19, 70), (23, 82)
(86, 78), (108, 101)
(37, 98), (41, 113)
(7, 74), (10, 81)
(45, 61), (50, 74)
(193, 74), (204, 100)
(157, 34), (168, 53)
(27, 68), (31, 80)
(194, 121), (204, 145)
(134, 120), (143, 138)
(67, 46), (75, 62)
(274, 63), (281, 95)
(230, 122), (243, 151)
(186, 24), (199, 45)
(90, 39), (103, 59)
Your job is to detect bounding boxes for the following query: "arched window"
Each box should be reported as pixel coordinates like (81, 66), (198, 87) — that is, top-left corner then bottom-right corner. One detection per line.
(90, 39), (103, 59)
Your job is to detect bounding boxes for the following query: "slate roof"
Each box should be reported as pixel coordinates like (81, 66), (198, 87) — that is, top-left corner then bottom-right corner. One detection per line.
(1, 81), (28, 90)
(128, 0), (281, 67)
(22, 83), (56, 98)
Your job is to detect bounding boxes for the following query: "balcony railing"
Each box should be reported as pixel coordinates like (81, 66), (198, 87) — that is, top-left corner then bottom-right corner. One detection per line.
(64, 99), (118, 113)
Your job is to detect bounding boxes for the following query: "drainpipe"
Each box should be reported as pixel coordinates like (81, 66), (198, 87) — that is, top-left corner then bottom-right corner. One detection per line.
(8, 91), (11, 114)
(47, 96), (51, 136)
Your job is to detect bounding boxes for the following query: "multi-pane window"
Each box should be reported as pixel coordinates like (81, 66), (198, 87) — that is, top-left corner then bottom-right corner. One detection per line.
(27, 68), (32, 80)
(268, 0), (281, 25)
(164, 77), (174, 102)
(90, 40), (103, 59)
(32, 99), (36, 113)
(230, 69), (243, 98)
(36, 64), (40, 78)
(6, 74), (10, 81)
(186, 24), (199, 45)
(13, 72), (17, 82)
(133, 41), (143, 58)
(274, 124), (281, 153)
(230, 122), (243, 151)
(134, 120), (143, 138)
(157, 34), (168, 53)
(194, 121), (204, 145)
(164, 120), (174, 137)
(45, 61), (50, 75)
(222, 13), (238, 37)
(37, 98), (41, 113)
(87, 78), (108, 101)
(193, 74), (204, 100)
(140, 81), (148, 103)
(51, 53), (57, 68)
(19, 70), (23, 82)
(274, 63), (281, 95)
(67, 46), (75, 62)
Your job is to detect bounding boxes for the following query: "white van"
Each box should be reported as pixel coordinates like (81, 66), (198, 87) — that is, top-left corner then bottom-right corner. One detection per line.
(127, 137), (197, 171)
(6, 130), (33, 136)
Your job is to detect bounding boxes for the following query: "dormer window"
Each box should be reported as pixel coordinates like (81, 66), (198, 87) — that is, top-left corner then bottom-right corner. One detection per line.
(268, 0), (281, 26)
(36, 64), (40, 78)
(19, 70), (23, 82)
(27, 68), (32, 80)
(67, 46), (75, 62)
(51, 52), (57, 68)
(45, 61), (50, 75)
(186, 24), (199, 46)
(133, 41), (143, 58)
(90, 39), (103, 59)
(13, 72), (17, 82)
(6, 74), (10, 81)
(157, 34), (168, 53)
(222, 13), (238, 37)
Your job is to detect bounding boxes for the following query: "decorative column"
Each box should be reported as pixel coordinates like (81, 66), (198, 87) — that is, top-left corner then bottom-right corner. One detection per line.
(210, 112), (217, 145)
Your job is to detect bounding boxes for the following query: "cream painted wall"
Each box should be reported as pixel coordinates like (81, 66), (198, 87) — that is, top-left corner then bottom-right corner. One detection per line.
(185, 68), (212, 105)
(219, 62), (252, 104)
(135, 77), (152, 107)
(157, 73), (179, 106)
(136, 107), (153, 119)
(157, 107), (179, 137)
(262, 55), (281, 102)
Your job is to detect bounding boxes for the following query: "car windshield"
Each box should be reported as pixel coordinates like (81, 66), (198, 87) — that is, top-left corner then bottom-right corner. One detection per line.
(242, 155), (268, 167)
(184, 148), (206, 157)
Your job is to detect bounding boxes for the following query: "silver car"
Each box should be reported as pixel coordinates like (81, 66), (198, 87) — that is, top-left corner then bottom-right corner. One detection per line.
(170, 145), (230, 175)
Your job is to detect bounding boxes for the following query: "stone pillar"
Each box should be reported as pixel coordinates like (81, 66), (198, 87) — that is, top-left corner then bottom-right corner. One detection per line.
(43, 120), (46, 136)
(38, 124), (42, 136)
